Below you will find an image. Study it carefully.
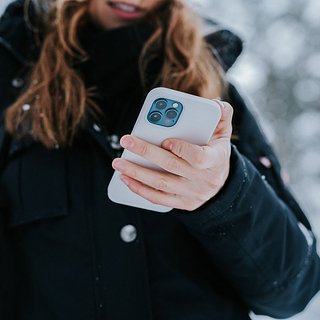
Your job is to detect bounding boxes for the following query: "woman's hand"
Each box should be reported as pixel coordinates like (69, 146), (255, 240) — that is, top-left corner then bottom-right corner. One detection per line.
(112, 101), (233, 211)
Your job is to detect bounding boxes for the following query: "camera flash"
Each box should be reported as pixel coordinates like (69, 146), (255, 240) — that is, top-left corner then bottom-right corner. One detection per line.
(173, 103), (179, 108)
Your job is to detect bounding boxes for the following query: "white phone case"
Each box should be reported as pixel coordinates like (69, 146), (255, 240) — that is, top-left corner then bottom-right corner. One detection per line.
(107, 87), (222, 213)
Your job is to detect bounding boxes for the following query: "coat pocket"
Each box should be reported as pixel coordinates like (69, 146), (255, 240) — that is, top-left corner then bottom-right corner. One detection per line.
(2, 144), (69, 228)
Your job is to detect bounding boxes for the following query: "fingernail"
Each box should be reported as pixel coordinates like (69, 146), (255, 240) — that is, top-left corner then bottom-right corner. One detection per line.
(113, 160), (125, 172)
(216, 100), (225, 108)
(121, 136), (134, 149)
(163, 141), (173, 150)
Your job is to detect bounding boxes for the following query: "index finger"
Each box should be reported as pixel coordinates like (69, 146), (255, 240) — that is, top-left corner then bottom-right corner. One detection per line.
(119, 135), (197, 178)
(162, 139), (218, 170)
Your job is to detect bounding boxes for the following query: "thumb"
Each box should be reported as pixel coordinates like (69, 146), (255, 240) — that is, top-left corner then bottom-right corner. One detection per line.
(208, 100), (233, 146)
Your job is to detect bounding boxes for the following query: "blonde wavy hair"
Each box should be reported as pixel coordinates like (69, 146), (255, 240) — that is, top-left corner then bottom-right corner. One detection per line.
(5, 0), (226, 148)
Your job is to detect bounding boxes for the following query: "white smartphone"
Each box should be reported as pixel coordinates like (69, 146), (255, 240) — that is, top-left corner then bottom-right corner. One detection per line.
(107, 87), (222, 213)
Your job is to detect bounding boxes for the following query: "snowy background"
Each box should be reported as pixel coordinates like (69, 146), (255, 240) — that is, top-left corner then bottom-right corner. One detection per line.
(192, 1), (320, 319)
(1, 0), (319, 319)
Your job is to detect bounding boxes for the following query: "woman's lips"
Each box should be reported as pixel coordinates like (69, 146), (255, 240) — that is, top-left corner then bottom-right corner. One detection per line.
(107, 1), (145, 20)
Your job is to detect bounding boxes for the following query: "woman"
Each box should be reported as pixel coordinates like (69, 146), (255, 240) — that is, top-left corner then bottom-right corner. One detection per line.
(0, 0), (319, 319)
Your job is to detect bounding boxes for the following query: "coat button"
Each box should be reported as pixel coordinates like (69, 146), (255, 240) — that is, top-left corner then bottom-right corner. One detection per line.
(120, 225), (137, 243)
(12, 77), (25, 88)
(93, 123), (102, 132)
(107, 134), (122, 150)
(259, 156), (272, 168)
(22, 104), (31, 111)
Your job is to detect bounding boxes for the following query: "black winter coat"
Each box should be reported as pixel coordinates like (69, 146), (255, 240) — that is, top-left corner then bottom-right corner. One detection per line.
(0, 1), (319, 320)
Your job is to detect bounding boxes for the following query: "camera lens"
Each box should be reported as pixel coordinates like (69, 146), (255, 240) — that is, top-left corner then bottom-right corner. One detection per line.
(155, 99), (167, 110)
(148, 111), (162, 123)
(166, 109), (178, 119)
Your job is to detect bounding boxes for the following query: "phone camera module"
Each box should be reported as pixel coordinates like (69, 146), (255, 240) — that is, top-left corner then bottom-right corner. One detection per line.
(155, 99), (167, 110)
(165, 109), (178, 119)
(148, 98), (182, 127)
(148, 111), (162, 123)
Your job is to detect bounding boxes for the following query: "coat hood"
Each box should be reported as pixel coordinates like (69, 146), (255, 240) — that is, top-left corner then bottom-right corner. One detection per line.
(0, 0), (39, 65)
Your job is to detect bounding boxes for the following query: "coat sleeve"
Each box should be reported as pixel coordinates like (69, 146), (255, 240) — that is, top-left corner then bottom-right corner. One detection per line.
(173, 86), (320, 318)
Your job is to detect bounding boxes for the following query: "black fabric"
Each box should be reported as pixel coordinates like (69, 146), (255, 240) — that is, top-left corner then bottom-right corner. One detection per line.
(0, 0), (38, 64)
(0, 1), (320, 320)
(205, 29), (243, 71)
(76, 19), (156, 135)
(0, 127), (11, 175)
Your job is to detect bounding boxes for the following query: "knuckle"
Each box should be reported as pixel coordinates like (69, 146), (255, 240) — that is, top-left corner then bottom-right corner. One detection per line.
(155, 177), (169, 191)
(206, 176), (219, 190)
(206, 173), (226, 191)
(129, 168), (138, 179)
(138, 143), (149, 157)
(175, 143), (185, 157)
(164, 157), (180, 172)
(193, 149), (209, 169)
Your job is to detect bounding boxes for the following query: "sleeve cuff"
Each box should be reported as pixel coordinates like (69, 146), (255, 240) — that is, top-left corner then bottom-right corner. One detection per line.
(172, 145), (248, 229)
